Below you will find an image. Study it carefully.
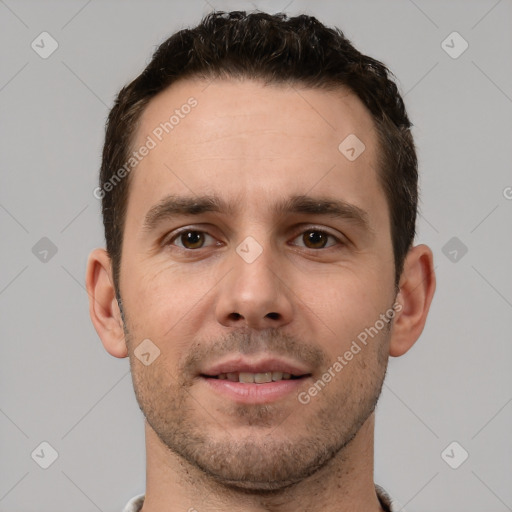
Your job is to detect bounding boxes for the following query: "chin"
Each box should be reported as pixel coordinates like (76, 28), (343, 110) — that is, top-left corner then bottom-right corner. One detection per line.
(207, 472), (303, 493)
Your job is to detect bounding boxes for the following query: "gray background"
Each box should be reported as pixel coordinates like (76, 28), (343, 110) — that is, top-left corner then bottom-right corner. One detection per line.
(1, 0), (511, 510)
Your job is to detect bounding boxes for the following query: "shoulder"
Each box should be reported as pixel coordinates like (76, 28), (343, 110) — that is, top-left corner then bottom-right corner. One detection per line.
(122, 493), (145, 512)
(376, 485), (395, 512)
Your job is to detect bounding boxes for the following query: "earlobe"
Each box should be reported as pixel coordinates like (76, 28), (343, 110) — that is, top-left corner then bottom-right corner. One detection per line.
(389, 244), (436, 357)
(85, 248), (128, 358)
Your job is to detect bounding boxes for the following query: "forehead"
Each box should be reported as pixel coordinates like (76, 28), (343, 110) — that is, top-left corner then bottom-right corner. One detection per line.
(135, 77), (377, 158)
(127, 77), (385, 226)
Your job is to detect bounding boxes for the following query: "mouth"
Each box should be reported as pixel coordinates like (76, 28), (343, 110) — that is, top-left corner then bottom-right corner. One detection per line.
(198, 357), (313, 404)
(201, 371), (308, 383)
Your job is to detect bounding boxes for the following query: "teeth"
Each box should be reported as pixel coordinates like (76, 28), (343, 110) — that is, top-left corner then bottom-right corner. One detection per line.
(214, 371), (297, 383)
(239, 372), (255, 383)
(255, 372), (272, 383)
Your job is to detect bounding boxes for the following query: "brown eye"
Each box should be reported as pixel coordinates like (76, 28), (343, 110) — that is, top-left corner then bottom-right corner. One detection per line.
(292, 229), (340, 250)
(169, 230), (215, 250)
(304, 230), (328, 249)
(180, 231), (204, 249)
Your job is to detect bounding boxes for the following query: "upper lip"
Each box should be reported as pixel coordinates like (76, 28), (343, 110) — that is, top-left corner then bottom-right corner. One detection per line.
(201, 356), (312, 377)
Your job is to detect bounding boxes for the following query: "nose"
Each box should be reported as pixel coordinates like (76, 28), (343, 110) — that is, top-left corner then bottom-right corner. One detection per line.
(215, 240), (294, 330)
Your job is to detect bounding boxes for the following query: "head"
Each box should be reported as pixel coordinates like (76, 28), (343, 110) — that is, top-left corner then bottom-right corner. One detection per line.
(87, 11), (435, 492)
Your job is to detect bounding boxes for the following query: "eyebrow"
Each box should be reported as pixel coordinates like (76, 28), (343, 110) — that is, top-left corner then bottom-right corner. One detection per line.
(142, 193), (372, 234)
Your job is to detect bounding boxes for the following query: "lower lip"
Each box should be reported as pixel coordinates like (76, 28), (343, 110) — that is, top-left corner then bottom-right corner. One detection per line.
(201, 376), (309, 404)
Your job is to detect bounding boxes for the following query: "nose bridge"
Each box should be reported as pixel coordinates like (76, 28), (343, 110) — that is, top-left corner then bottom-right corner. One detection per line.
(215, 226), (294, 330)
(232, 229), (279, 301)
(236, 232), (276, 289)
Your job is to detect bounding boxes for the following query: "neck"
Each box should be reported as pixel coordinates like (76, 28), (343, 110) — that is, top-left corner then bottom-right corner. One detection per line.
(140, 413), (384, 512)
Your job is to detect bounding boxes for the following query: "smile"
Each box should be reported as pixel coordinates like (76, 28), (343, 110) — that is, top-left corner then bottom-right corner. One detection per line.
(203, 371), (305, 383)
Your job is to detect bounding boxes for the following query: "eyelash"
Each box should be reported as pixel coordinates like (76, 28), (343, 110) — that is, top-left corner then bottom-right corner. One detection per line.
(163, 226), (345, 253)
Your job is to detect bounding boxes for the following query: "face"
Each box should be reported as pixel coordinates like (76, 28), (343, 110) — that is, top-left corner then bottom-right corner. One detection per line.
(119, 78), (397, 490)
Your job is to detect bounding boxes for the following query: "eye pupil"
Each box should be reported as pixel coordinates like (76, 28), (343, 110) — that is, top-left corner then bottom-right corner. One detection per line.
(182, 231), (204, 249)
(304, 230), (327, 249)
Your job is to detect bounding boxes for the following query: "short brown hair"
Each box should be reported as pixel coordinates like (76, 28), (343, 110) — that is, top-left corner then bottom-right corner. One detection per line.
(100, 10), (418, 296)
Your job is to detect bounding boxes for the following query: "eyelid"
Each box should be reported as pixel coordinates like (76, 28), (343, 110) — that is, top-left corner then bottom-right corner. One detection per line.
(290, 225), (346, 249)
(163, 226), (218, 249)
(163, 224), (347, 250)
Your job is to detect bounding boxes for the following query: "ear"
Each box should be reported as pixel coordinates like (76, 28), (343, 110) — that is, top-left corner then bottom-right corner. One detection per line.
(85, 248), (128, 358)
(389, 244), (436, 357)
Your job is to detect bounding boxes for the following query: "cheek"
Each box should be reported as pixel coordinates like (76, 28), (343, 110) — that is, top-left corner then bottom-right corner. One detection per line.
(122, 260), (216, 352)
(305, 268), (392, 359)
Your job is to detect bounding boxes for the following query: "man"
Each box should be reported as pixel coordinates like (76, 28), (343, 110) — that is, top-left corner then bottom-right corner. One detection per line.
(86, 10), (435, 512)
